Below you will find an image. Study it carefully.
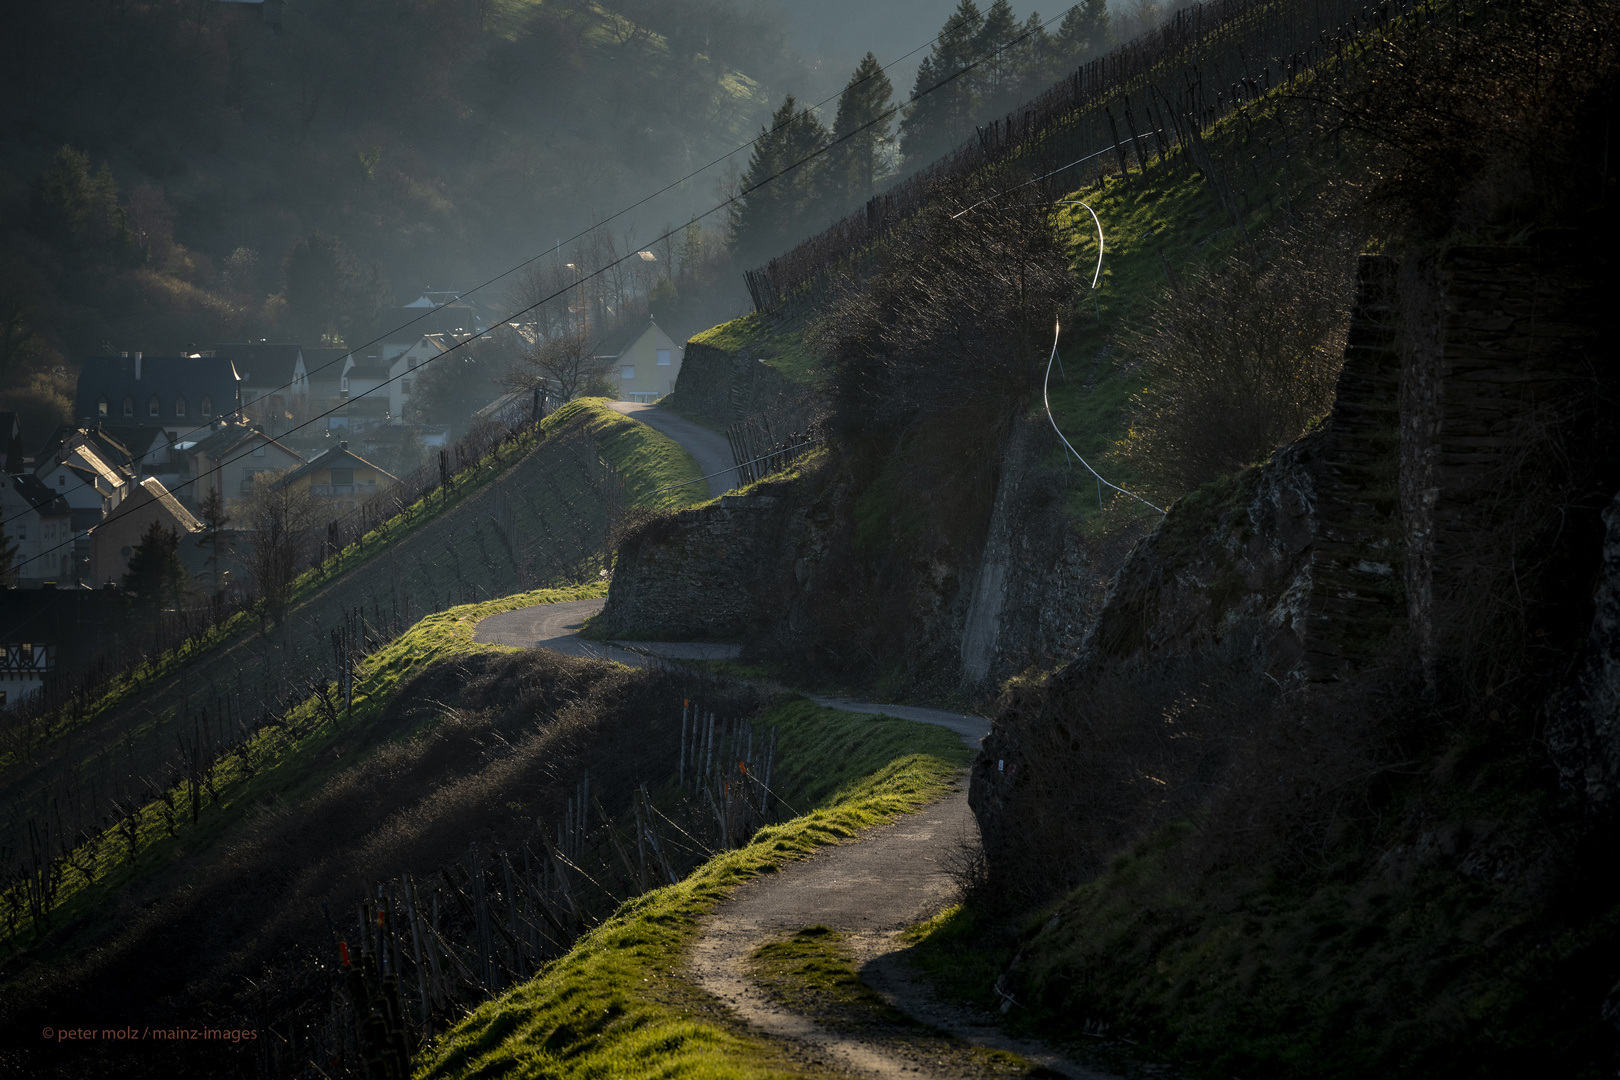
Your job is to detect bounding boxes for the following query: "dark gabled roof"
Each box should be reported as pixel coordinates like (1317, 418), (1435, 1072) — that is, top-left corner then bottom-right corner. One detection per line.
(345, 364), (390, 380)
(75, 356), (241, 427)
(36, 423), (138, 469)
(302, 348), (351, 388)
(95, 424), (172, 463)
(11, 474), (70, 517)
(591, 319), (654, 360)
(186, 423), (305, 464)
(212, 343), (302, 387)
(281, 444), (398, 487)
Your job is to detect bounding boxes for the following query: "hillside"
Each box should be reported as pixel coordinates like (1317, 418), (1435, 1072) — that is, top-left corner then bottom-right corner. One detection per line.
(0, 0), (797, 442)
(0, 399), (704, 918)
(588, 0), (1620, 1071)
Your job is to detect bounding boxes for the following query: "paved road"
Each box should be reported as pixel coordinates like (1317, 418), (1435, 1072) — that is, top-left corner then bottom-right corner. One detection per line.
(606, 400), (737, 498)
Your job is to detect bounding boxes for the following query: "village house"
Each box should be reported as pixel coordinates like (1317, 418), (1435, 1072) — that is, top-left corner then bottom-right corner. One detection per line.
(0, 640), (54, 711)
(33, 429), (135, 538)
(74, 352), (241, 442)
(1, 473), (74, 586)
(279, 442), (398, 512)
(337, 357), (394, 431)
(181, 421), (306, 506)
(87, 477), (203, 585)
(302, 346), (351, 423)
(212, 342), (309, 434)
(385, 334), (452, 420)
(594, 317), (683, 403)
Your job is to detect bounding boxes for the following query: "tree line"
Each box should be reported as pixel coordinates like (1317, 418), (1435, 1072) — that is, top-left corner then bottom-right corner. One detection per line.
(727, 0), (1115, 264)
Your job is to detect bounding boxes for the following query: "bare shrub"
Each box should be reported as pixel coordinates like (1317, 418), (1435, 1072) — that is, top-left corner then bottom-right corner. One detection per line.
(1117, 222), (1357, 499)
(1309, 0), (1620, 238)
(502, 325), (614, 403)
(809, 192), (1075, 440)
(238, 471), (316, 623)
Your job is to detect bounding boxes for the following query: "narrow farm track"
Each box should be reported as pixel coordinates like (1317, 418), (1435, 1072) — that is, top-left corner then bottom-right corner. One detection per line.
(690, 784), (1112, 1080)
(607, 400), (738, 496)
(475, 592), (1106, 1078)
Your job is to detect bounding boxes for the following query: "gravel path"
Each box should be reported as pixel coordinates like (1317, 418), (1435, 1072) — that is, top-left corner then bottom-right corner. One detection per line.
(690, 784), (1111, 1079)
(472, 596), (740, 662)
(474, 593), (1101, 1078)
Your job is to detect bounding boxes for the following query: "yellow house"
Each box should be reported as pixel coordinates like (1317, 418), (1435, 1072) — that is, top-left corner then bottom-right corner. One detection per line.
(594, 317), (683, 403)
(278, 441), (399, 512)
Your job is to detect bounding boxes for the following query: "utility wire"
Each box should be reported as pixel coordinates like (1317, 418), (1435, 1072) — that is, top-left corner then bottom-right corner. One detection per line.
(1044, 320), (1165, 515)
(10, 5), (1089, 571)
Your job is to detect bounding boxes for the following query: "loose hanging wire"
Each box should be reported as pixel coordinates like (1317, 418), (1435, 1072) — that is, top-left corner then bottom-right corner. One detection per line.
(1040, 197), (1165, 515)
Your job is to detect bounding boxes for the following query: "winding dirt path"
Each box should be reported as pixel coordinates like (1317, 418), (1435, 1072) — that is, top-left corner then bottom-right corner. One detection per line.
(475, 597), (1102, 1077)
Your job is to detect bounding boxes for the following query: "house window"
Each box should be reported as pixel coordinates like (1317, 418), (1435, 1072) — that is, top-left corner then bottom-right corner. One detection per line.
(98, 396), (109, 417)
(175, 396), (186, 418)
(330, 468), (355, 486)
(148, 395), (160, 418)
(201, 396), (213, 418)
(57, 474), (64, 488)
(656, 349), (671, 367)
(122, 397), (134, 418)
(621, 366), (635, 380)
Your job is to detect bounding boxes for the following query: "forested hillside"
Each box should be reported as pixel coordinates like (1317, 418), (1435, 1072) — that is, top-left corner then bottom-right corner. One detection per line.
(0, 0), (804, 442)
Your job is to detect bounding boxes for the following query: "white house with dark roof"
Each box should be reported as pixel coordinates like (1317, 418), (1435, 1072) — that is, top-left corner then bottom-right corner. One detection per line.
(1, 474), (74, 585)
(34, 431), (134, 536)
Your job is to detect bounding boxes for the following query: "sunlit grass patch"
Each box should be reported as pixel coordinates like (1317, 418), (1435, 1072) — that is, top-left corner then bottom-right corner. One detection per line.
(416, 702), (970, 1079)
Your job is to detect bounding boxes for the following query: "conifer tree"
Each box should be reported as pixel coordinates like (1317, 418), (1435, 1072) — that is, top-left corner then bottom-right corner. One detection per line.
(1054, 0), (1111, 66)
(976, 0), (1021, 107)
(123, 519), (185, 615)
(730, 95), (830, 264)
(829, 54), (896, 207)
(900, 0), (985, 166)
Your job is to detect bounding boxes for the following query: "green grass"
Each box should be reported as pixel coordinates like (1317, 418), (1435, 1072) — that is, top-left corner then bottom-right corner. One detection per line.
(415, 698), (972, 1080)
(689, 313), (818, 384)
(748, 925), (912, 1029)
(4, 585), (607, 957)
(564, 397), (708, 509)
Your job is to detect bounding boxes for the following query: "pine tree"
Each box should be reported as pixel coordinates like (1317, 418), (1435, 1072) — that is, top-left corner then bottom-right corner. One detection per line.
(123, 519), (185, 615)
(900, 0), (985, 166)
(196, 488), (232, 605)
(829, 54), (896, 208)
(1010, 12), (1054, 91)
(730, 95), (830, 264)
(976, 0), (1021, 108)
(1054, 0), (1111, 66)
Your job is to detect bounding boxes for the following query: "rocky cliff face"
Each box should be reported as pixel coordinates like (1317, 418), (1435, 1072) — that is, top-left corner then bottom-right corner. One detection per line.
(972, 239), (1614, 891)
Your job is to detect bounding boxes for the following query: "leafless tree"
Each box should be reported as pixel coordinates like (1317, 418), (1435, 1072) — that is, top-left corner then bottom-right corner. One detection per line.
(240, 472), (316, 624)
(502, 327), (613, 403)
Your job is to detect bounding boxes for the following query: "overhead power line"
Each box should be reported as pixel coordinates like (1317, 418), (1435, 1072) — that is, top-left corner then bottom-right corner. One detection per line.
(10, 5), (1087, 572)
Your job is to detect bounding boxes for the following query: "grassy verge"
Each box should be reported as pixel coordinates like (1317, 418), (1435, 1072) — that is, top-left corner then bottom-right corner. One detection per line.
(689, 313), (818, 384)
(416, 698), (971, 1080)
(7, 584), (605, 957)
